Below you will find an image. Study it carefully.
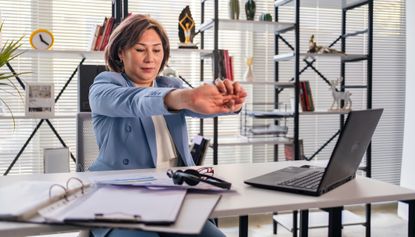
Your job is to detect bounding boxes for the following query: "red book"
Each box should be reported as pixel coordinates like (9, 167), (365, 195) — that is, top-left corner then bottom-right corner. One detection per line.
(299, 81), (308, 111)
(100, 17), (115, 51)
(223, 50), (231, 80)
(96, 17), (108, 51)
(305, 81), (315, 111)
(229, 56), (234, 81)
(302, 81), (310, 111)
(94, 25), (103, 51)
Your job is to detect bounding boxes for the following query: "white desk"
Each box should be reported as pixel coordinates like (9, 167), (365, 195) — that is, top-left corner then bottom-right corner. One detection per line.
(1, 161), (414, 237)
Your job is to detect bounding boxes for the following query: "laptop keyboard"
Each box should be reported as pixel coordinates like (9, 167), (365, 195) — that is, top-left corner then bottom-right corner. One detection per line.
(279, 170), (324, 190)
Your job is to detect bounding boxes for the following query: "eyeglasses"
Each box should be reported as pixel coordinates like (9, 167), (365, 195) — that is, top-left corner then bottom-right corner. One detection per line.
(166, 168), (231, 190)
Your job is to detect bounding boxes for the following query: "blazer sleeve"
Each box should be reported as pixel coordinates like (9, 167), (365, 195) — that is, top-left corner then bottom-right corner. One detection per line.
(89, 72), (176, 118)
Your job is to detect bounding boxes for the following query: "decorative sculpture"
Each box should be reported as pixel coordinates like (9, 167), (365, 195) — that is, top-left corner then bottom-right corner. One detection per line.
(259, 13), (272, 21)
(308, 34), (345, 55)
(229, 0), (240, 20)
(245, 0), (256, 20)
(178, 6), (197, 49)
(244, 56), (254, 82)
(329, 77), (352, 111)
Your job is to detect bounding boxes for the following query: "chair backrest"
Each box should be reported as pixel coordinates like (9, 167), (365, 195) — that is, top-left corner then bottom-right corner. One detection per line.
(189, 134), (210, 166)
(76, 112), (99, 172)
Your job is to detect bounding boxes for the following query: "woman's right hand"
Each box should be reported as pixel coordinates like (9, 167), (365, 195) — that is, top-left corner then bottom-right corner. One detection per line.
(165, 83), (237, 114)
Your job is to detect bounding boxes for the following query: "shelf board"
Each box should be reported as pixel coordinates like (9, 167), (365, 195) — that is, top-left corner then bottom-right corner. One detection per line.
(215, 135), (293, 146)
(273, 52), (368, 62)
(0, 113), (76, 119)
(238, 81), (294, 88)
(300, 110), (350, 115)
(16, 49), (105, 60)
(16, 48), (212, 60)
(274, 210), (365, 231)
(198, 19), (295, 34)
(246, 111), (294, 118)
(275, 0), (369, 10)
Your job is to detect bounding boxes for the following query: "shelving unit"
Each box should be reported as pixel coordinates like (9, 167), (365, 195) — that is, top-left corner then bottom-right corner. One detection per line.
(199, 0), (373, 236)
(198, 0), (299, 166)
(272, 0), (373, 236)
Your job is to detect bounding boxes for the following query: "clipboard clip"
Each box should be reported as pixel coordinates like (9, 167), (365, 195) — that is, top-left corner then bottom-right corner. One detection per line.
(94, 212), (142, 221)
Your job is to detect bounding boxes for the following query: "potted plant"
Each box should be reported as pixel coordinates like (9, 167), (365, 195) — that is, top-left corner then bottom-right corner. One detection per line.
(0, 21), (25, 126)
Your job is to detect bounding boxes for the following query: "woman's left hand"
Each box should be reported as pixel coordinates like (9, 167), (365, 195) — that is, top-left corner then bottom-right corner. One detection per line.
(214, 79), (247, 112)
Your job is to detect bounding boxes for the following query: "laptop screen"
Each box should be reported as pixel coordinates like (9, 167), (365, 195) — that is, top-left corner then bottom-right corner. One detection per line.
(319, 109), (383, 192)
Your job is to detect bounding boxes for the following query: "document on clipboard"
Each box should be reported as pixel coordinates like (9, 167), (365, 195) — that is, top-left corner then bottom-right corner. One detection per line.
(39, 186), (186, 225)
(92, 172), (231, 192)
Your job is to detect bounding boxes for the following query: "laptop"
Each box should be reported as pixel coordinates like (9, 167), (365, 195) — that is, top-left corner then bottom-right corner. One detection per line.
(244, 109), (383, 196)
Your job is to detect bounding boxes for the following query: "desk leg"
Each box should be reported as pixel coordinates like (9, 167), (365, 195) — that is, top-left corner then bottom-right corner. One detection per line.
(293, 210), (298, 237)
(406, 200), (415, 237)
(239, 215), (248, 237)
(366, 203), (371, 237)
(299, 210), (309, 237)
(327, 207), (342, 237)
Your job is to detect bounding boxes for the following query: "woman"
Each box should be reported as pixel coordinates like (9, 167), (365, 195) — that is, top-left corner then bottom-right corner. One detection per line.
(88, 14), (246, 237)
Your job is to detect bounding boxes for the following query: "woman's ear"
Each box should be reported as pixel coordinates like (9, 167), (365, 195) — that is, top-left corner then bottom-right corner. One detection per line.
(118, 50), (124, 63)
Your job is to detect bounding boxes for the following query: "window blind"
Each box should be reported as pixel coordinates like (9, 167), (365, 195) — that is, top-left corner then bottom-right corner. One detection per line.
(0, 0), (405, 184)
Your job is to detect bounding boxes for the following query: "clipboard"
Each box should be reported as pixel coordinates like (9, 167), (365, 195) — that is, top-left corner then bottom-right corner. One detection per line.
(67, 193), (222, 234)
(39, 185), (187, 225)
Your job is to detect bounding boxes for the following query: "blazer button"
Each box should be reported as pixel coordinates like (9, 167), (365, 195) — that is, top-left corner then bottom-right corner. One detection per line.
(123, 159), (129, 165)
(126, 125), (132, 132)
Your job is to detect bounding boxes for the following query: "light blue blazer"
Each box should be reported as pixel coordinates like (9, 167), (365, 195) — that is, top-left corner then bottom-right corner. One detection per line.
(88, 71), (216, 172)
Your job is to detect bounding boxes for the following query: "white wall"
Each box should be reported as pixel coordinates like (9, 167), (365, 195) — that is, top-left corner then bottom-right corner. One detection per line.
(398, 0), (415, 219)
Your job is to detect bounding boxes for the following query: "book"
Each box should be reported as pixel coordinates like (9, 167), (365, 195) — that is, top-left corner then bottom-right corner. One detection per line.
(94, 17), (107, 51)
(213, 49), (233, 81)
(304, 80), (315, 111)
(100, 17), (115, 51)
(284, 139), (305, 161)
(299, 82), (307, 111)
(89, 25), (101, 51)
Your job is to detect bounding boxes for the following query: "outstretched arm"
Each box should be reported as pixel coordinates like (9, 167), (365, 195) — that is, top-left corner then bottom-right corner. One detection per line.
(164, 82), (241, 115)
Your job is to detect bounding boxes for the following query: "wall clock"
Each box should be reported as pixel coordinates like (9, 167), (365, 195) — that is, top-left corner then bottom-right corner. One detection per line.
(29, 29), (54, 50)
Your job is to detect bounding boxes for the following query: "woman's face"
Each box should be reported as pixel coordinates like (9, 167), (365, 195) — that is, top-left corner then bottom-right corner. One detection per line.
(119, 29), (164, 87)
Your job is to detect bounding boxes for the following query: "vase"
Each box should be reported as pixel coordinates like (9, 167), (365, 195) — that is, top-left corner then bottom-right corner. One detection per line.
(245, 0), (256, 21)
(229, 0), (240, 20)
(244, 57), (254, 82)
